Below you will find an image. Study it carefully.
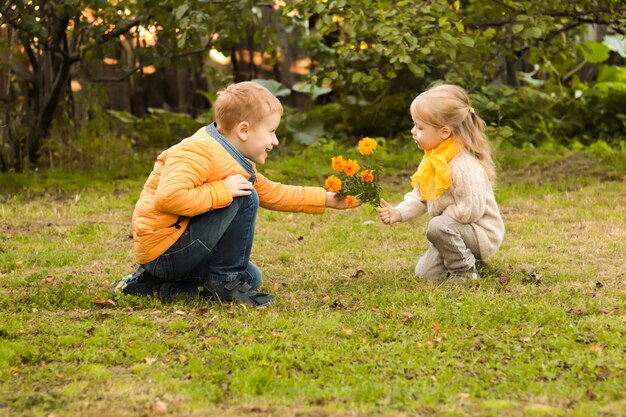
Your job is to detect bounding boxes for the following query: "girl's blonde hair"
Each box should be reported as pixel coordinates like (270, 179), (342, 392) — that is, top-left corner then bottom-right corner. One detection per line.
(214, 81), (284, 134)
(410, 84), (496, 183)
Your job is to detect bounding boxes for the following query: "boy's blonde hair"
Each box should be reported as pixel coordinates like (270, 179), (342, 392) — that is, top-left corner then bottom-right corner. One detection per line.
(214, 81), (284, 134)
(410, 84), (496, 183)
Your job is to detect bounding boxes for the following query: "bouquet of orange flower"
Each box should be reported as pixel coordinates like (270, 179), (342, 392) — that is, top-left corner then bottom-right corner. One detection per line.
(324, 137), (382, 207)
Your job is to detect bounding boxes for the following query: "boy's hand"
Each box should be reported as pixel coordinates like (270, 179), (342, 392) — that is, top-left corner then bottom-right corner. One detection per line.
(325, 192), (361, 210)
(224, 174), (254, 197)
(377, 198), (401, 224)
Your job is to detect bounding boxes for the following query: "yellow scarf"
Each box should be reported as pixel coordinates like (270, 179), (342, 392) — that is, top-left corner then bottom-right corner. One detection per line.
(410, 139), (461, 200)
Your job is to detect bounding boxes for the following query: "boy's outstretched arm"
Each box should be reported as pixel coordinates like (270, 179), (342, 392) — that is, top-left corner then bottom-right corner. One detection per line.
(325, 192), (361, 210)
(377, 198), (402, 224)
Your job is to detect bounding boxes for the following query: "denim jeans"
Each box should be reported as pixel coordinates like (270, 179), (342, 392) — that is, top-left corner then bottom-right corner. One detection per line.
(415, 215), (480, 281)
(141, 190), (262, 294)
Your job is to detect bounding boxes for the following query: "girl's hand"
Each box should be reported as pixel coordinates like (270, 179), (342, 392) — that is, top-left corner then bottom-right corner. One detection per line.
(325, 192), (361, 210)
(377, 198), (401, 224)
(224, 174), (254, 197)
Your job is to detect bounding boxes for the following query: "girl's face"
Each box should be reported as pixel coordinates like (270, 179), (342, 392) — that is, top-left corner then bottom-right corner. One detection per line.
(411, 118), (450, 151)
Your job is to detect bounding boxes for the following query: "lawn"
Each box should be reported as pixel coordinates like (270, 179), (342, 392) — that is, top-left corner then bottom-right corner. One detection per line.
(1, 144), (625, 417)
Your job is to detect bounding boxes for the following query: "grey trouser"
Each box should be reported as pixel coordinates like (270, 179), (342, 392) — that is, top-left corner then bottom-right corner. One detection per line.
(415, 215), (480, 281)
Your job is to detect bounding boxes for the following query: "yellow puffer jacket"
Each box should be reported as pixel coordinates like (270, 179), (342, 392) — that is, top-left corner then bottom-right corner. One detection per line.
(132, 127), (327, 264)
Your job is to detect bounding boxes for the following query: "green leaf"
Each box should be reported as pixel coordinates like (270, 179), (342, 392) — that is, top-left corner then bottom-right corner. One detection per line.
(175, 5), (189, 20)
(287, 114), (326, 145)
(603, 34), (626, 58)
(579, 40), (610, 63)
(455, 22), (464, 32)
(252, 79), (291, 97)
(483, 28), (496, 38)
(512, 24), (524, 34)
(292, 83), (332, 99)
(407, 62), (425, 77)
(461, 37), (474, 47)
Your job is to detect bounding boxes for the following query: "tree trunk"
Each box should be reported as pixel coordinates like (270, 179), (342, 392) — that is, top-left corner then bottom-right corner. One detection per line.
(20, 14), (73, 169)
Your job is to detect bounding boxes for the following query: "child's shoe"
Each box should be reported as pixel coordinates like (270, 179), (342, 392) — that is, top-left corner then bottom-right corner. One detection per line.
(204, 279), (274, 307)
(111, 266), (163, 297)
(443, 265), (479, 285)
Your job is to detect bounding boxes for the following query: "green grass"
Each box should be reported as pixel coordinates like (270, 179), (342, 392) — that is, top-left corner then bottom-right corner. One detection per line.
(0, 145), (625, 417)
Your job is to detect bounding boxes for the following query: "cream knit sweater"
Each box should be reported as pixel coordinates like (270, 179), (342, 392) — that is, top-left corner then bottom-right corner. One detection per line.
(395, 151), (505, 260)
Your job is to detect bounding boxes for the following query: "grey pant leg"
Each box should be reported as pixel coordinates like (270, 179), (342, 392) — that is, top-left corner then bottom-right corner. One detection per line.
(415, 243), (446, 281)
(415, 215), (480, 280)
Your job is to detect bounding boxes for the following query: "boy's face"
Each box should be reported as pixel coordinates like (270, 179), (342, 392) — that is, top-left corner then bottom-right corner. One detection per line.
(239, 112), (281, 164)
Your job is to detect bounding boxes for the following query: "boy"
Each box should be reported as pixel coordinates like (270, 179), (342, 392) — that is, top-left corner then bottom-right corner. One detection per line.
(112, 81), (355, 307)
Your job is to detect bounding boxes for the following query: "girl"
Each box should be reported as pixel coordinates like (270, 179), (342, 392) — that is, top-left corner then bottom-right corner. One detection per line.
(377, 84), (504, 283)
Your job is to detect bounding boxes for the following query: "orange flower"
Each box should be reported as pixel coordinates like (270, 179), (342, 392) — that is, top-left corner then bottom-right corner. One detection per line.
(358, 137), (377, 155)
(345, 195), (357, 207)
(324, 175), (342, 193)
(343, 159), (360, 177)
(331, 155), (346, 172)
(360, 169), (374, 183)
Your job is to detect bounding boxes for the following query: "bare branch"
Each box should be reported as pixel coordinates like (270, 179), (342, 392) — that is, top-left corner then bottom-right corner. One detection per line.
(18, 34), (39, 71)
(466, 6), (616, 29)
(89, 66), (142, 82)
(99, 16), (145, 44)
(88, 40), (215, 82)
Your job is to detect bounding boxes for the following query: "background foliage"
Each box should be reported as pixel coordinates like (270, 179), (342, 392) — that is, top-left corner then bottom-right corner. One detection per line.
(0, 0), (625, 173)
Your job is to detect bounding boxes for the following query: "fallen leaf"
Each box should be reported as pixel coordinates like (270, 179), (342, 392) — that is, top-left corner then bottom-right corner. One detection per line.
(590, 343), (603, 354)
(401, 311), (414, 322)
(45, 276), (56, 283)
(178, 354), (188, 363)
(15, 260), (24, 267)
(332, 297), (347, 310)
(586, 388), (597, 400)
(342, 327), (353, 335)
(498, 275), (511, 285)
(94, 295), (116, 306)
(458, 392), (471, 399)
(207, 336), (220, 343)
(522, 269), (542, 284)
(144, 357), (157, 365)
(174, 310), (186, 315)
(354, 269), (366, 278)
(153, 400), (167, 415)
(432, 322), (441, 335)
